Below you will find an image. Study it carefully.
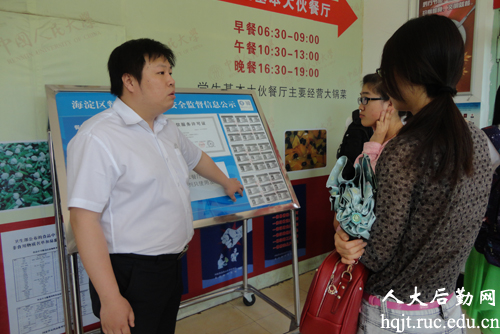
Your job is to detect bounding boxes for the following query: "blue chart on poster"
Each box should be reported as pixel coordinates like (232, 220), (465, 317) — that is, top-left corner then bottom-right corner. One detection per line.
(264, 184), (306, 267)
(200, 221), (253, 289)
(53, 90), (294, 222)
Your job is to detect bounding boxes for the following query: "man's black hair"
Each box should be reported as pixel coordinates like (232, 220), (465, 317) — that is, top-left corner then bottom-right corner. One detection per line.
(107, 38), (175, 97)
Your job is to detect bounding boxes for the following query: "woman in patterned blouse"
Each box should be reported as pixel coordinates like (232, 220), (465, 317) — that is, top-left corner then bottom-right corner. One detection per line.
(335, 15), (491, 334)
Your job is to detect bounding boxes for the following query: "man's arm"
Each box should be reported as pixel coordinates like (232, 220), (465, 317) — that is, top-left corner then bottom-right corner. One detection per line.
(193, 152), (244, 201)
(70, 207), (135, 333)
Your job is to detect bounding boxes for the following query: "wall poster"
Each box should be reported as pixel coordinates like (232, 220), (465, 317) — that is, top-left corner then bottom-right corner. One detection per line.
(0, 218), (99, 334)
(264, 184), (306, 268)
(284, 129), (327, 172)
(0, 141), (53, 212)
(200, 220), (253, 289)
(418, 0), (476, 93)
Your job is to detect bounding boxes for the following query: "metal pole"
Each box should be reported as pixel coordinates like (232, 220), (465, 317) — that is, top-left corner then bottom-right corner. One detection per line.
(70, 253), (84, 333)
(242, 219), (248, 290)
(290, 210), (300, 327)
(48, 131), (74, 334)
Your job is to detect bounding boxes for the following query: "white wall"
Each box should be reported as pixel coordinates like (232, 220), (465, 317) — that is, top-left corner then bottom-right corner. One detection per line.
(362, 0), (411, 76)
(362, 0), (495, 127)
(470, 1), (495, 126)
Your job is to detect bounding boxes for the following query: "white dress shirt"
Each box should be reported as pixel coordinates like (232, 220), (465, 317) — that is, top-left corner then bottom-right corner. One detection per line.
(67, 98), (202, 255)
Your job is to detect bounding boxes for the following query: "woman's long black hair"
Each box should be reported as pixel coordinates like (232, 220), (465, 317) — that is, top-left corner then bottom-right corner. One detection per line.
(379, 15), (472, 185)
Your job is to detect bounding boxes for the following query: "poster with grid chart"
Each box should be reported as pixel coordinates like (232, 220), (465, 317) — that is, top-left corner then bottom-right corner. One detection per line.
(47, 86), (299, 229)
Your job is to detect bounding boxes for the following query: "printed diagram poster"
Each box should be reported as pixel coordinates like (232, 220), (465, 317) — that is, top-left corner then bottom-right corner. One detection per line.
(264, 184), (306, 267)
(200, 220), (253, 289)
(419, 0), (475, 93)
(0, 219), (99, 334)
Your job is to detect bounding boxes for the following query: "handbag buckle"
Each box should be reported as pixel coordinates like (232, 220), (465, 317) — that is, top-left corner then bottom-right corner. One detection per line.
(327, 284), (338, 295)
(341, 271), (352, 282)
(341, 264), (354, 282)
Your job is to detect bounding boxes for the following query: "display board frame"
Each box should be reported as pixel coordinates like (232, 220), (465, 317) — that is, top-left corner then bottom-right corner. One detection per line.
(46, 85), (300, 250)
(45, 85), (301, 333)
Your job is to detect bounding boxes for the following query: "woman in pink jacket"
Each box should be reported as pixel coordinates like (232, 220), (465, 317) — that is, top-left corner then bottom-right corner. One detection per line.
(354, 73), (405, 169)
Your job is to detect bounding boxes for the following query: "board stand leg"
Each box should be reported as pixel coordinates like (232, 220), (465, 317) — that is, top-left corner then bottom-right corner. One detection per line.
(49, 131), (78, 334)
(242, 218), (255, 306)
(70, 253), (84, 334)
(180, 211), (301, 333)
(290, 209), (301, 331)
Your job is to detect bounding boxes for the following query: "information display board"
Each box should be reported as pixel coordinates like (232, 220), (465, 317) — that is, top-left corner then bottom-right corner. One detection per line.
(45, 85), (301, 332)
(46, 85), (300, 250)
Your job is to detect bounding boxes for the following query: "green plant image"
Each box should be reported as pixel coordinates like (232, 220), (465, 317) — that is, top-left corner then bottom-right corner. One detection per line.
(0, 141), (53, 211)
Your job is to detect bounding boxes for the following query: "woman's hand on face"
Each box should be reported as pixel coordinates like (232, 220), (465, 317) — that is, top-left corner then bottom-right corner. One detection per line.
(370, 108), (394, 144)
(334, 227), (367, 264)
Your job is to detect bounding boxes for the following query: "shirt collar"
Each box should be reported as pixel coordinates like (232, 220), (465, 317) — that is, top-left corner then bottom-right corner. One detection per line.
(113, 98), (168, 128)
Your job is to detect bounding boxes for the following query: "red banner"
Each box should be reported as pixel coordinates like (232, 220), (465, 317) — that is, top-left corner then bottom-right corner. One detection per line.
(219, 0), (357, 37)
(495, 0), (500, 9)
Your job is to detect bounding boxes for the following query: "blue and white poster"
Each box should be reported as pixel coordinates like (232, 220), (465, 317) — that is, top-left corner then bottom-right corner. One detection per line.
(51, 90), (294, 222)
(200, 220), (253, 288)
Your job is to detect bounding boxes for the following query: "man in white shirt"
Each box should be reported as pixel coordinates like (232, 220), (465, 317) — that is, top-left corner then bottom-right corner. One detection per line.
(67, 38), (244, 334)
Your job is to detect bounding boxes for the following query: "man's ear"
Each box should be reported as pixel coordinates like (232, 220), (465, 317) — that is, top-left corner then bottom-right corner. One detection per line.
(122, 73), (137, 94)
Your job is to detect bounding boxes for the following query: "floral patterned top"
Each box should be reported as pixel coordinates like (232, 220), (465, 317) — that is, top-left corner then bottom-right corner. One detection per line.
(361, 122), (491, 303)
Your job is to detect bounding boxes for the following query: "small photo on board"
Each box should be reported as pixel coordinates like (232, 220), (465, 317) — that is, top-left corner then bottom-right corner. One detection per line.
(250, 195), (265, 206)
(246, 186), (260, 195)
(231, 144), (245, 153)
(256, 174), (270, 183)
(284, 129), (327, 172)
(242, 175), (256, 185)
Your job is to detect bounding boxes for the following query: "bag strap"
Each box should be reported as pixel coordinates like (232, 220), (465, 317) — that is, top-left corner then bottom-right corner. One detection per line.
(316, 256), (342, 317)
(330, 261), (358, 314)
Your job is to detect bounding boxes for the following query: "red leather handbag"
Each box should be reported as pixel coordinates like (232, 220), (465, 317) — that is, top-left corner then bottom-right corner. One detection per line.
(300, 250), (369, 334)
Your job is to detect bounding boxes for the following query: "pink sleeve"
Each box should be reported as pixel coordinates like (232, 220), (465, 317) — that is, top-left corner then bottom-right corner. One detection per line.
(354, 141), (387, 170)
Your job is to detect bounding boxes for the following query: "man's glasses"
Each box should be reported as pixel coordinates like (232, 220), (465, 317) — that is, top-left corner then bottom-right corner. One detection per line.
(357, 96), (383, 105)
